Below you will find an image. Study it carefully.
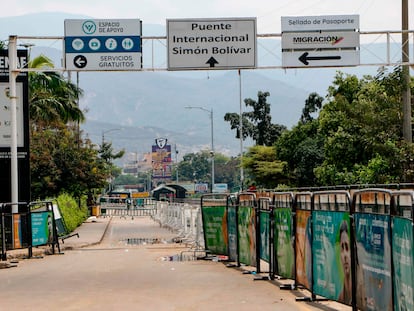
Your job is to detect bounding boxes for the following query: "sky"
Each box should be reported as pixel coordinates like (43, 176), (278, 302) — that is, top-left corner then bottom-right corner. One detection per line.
(2, 0), (413, 33)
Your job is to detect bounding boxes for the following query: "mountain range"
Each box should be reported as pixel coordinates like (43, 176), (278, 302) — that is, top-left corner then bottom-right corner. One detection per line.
(0, 12), (396, 162)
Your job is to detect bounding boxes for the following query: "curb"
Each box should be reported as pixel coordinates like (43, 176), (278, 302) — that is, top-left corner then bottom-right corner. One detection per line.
(60, 216), (112, 250)
(1, 216), (113, 266)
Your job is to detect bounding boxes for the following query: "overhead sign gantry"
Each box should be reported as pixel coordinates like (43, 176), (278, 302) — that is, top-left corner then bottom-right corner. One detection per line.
(167, 17), (257, 70)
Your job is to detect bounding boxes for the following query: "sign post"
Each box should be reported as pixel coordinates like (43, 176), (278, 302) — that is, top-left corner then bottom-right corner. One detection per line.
(281, 15), (360, 68)
(1, 39), (30, 209)
(167, 18), (257, 70)
(9, 37), (18, 211)
(64, 19), (142, 71)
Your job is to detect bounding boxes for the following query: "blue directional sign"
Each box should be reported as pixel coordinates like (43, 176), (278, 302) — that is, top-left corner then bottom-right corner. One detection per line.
(64, 19), (142, 71)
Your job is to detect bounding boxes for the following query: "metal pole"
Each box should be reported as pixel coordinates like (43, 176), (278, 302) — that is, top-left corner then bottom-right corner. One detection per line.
(239, 69), (244, 192)
(8, 36), (19, 211)
(102, 128), (121, 146)
(210, 108), (215, 193)
(1, 204), (7, 260)
(175, 144), (179, 183)
(402, 0), (411, 142)
(185, 106), (215, 193)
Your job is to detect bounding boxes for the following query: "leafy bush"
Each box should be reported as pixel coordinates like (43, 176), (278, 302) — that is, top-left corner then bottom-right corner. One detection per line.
(56, 193), (88, 233)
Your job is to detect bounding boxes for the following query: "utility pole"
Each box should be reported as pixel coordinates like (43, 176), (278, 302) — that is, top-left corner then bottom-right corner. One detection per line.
(239, 69), (244, 192)
(185, 106), (215, 193)
(402, 0), (412, 142)
(8, 36), (19, 212)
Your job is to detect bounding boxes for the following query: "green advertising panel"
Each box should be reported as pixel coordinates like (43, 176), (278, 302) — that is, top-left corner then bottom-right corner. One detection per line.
(201, 206), (228, 255)
(259, 211), (270, 262)
(312, 211), (351, 304)
(295, 209), (312, 290)
(392, 217), (414, 311)
(275, 208), (294, 279)
(238, 206), (256, 266)
(31, 211), (54, 246)
(227, 206), (238, 262)
(354, 213), (392, 311)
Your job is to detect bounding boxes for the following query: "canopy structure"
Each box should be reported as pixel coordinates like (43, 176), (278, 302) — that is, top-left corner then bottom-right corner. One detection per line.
(151, 184), (187, 200)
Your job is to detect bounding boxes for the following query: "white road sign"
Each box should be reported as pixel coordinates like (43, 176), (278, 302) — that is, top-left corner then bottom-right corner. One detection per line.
(167, 18), (257, 70)
(64, 19), (142, 71)
(0, 83), (24, 147)
(281, 15), (359, 32)
(282, 50), (360, 68)
(281, 15), (360, 68)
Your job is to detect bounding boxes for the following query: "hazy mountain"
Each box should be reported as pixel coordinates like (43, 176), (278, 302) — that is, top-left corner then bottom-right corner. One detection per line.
(1, 12), (397, 159)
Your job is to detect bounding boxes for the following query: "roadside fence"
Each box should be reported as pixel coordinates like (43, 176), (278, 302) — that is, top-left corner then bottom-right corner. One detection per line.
(152, 201), (203, 248)
(198, 188), (414, 311)
(0, 201), (62, 260)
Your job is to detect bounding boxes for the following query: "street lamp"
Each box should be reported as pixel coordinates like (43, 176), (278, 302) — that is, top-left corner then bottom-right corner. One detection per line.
(238, 70), (244, 192)
(174, 144), (179, 183)
(185, 106), (215, 193)
(102, 128), (121, 145)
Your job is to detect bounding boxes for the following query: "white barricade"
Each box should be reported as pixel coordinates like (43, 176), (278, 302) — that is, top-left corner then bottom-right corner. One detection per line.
(151, 201), (204, 248)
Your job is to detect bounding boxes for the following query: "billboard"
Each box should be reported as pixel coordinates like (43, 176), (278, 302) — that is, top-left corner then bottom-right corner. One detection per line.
(151, 138), (172, 179)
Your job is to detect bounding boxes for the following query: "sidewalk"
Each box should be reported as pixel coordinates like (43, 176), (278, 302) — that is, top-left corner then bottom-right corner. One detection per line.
(2, 216), (111, 263)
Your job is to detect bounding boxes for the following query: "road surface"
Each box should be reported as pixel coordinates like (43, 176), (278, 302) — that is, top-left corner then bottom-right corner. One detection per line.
(0, 216), (350, 311)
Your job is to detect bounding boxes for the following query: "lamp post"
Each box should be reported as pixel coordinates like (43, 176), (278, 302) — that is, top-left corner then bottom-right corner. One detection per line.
(101, 128), (121, 145)
(402, 0), (411, 142)
(174, 144), (179, 183)
(185, 106), (214, 193)
(238, 69), (244, 192)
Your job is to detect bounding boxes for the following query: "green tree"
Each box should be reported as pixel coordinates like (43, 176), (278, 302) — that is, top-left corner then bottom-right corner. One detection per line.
(29, 55), (84, 125)
(276, 120), (324, 187)
(175, 151), (240, 188)
(276, 93), (325, 187)
(176, 151), (211, 183)
(30, 125), (109, 199)
(300, 92), (323, 124)
(224, 91), (286, 146)
(315, 67), (413, 185)
(28, 55), (118, 199)
(99, 141), (125, 164)
(211, 154), (240, 191)
(242, 145), (287, 188)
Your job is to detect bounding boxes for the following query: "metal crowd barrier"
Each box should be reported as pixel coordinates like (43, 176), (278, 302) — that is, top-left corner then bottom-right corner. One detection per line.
(152, 201), (204, 249)
(101, 207), (157, 218)
(0, 201), (61, 260)
(198, 189), (414, 311)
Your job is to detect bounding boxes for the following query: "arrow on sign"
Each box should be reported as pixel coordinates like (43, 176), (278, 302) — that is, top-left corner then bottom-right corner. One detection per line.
(73, 55), (87, 68)
(299, 52), (341, 65)
(206, 57), (219, 68)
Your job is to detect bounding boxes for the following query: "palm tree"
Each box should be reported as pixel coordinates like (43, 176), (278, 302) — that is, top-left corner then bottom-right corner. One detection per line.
(29, 55), (84, 125)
